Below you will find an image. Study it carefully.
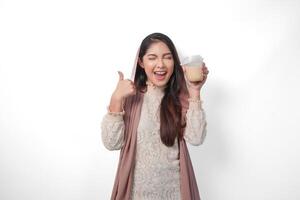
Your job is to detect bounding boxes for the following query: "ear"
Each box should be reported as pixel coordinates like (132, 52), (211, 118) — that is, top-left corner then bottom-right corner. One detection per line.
(138, 58), (144, 68)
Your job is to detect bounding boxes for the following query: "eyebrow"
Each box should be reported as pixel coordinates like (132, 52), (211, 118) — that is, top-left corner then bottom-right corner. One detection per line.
(146, 53), (172, 57)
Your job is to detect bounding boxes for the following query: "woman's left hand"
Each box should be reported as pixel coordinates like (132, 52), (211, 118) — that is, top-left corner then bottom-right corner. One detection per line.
(182, 62), (209, 91)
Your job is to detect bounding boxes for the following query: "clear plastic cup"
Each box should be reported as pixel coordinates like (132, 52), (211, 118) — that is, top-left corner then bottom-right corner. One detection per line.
(181, 55), (204, 82)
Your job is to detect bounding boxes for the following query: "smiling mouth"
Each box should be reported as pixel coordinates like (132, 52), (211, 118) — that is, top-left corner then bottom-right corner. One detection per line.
(154, 71), (167, 75)
(154, 71), (167, 80)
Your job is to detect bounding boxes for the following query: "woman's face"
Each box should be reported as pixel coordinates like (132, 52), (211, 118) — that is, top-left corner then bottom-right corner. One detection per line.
(138, 41), (174, 87)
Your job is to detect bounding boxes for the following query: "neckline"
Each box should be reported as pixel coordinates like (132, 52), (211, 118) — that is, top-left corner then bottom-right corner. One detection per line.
(146, 80), (167, 91)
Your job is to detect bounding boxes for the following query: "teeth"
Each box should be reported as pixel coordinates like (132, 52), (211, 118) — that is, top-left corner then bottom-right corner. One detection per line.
(155, 71), (167, 75)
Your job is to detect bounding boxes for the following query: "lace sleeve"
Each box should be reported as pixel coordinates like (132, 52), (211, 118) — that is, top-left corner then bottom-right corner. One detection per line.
(183, 98), (207, 146)
(100, 109), (125, 151)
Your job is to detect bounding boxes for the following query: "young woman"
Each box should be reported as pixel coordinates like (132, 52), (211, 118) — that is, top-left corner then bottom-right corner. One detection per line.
(101, 32), (209, 200)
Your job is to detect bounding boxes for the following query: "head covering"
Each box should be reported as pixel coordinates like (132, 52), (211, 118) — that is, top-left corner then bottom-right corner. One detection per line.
(110, 41), (201, 200)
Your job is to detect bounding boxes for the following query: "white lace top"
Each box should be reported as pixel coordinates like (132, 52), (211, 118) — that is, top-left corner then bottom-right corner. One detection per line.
(101, 83), (207, 200)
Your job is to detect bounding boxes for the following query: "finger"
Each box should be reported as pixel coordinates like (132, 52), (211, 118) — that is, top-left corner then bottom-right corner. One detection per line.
(126, 79), (134, 85)
(131, 86), (136, 94)
(118, 71), (124, 81)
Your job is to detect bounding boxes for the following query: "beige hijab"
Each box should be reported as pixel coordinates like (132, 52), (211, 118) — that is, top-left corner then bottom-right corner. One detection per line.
(110, 45), (201, 200)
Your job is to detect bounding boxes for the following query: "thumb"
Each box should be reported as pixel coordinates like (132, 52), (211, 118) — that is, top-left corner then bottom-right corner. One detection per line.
(117, 71), (124, 81)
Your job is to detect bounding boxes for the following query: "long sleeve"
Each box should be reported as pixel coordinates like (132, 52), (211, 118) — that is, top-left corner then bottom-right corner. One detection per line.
(101, 110), (125, 151)
(183, 99), (207, 146)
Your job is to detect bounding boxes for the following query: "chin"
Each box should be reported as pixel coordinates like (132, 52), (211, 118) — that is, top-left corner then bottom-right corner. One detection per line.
(149, 75), (171, 87)
(156, 83), (167, 87)
(155, 79), (169, 87)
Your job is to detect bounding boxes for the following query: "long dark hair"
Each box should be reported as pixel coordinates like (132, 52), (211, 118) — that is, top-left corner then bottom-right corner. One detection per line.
(134, 32), (187, 147)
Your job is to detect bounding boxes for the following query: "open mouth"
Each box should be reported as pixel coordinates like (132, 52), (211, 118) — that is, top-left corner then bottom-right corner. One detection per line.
(154, 71), (167, 80)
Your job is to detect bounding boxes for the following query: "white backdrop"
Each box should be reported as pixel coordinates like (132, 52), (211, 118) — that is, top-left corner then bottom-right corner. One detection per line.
(1, 0), (300, 199)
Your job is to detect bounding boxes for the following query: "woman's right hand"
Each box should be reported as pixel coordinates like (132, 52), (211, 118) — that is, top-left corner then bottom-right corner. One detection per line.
(112, 71), (136, 100)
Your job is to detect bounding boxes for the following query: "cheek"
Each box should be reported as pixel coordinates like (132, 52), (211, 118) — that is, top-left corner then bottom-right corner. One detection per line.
(143, 62), (155, 73)
(168, 63), (175, 74)
(143, 66), (154, 77)
(167, 59), (174, 68)
(144, 60), (155, 68)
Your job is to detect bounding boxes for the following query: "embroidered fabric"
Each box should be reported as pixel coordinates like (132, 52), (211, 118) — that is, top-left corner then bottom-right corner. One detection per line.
(131, 85), (181, 199)
(101, 84), (207, 199)
(106, 106), (125, 116)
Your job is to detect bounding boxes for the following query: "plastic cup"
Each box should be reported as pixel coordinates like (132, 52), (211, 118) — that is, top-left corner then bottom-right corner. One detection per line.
(181, 55), (204, 82)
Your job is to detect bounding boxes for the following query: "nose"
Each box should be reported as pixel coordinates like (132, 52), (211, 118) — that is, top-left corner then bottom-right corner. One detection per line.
(156, 58), (165, 68)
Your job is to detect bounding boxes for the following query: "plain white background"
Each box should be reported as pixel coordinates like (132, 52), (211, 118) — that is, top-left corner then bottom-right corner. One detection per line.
(1, 0), (300, 199)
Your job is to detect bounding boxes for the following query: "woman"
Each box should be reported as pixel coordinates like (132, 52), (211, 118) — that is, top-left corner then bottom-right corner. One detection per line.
(101, 32), (209, 200)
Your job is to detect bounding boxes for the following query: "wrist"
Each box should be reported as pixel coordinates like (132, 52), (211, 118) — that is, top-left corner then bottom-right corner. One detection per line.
(112, 92), (124, 102)
(109, 93), (124, 113)
(188, 88), (201, 98)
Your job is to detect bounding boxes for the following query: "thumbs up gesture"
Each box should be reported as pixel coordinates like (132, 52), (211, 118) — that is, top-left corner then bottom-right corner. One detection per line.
(112, 71), (136, 101)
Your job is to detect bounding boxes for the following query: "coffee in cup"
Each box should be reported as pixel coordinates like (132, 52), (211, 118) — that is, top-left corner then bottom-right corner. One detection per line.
(181, 55), (204, 82)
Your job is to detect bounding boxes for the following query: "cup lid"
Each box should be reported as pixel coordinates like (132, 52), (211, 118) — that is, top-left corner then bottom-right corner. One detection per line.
(181, 55), (203, 65)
